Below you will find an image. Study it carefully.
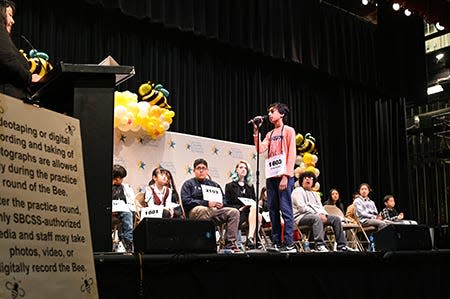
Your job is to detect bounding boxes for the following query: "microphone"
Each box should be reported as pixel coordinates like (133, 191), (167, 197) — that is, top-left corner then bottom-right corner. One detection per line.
(247, 115), (267, 124)
(21, 35), (35, 51)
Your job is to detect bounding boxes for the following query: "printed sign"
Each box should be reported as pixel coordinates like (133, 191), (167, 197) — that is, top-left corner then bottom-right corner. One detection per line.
(140, 206), (164, 219)
(0, 94), (98, 299)
(265, 154), (286, 178)
(238, 197), (255, 206)
(112, 200), (129, 212)
(201, 185), (223, 203)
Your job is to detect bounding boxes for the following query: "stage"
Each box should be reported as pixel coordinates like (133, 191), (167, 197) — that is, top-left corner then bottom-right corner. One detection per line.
(94, 249), (450, 299)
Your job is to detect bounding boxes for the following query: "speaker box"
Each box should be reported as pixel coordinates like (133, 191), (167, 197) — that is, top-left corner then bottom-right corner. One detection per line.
(133, 218), (216, 254)
(374, 224), (432, 251)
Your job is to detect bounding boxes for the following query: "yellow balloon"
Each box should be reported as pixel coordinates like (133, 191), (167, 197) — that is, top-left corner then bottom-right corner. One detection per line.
(303, 153), (313, 164)
(305, 166), (315, 173)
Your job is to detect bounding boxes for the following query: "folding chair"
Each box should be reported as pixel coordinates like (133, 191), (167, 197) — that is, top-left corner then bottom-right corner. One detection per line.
(212, 223), (226, 252)
(356, 220), (377, 251)
(324, 205), (364, 251)
(294, 222), (313, 252)
(134, 192), (146, 227)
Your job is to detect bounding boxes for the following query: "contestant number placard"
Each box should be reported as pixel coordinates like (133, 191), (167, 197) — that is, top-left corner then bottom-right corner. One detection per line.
(201, 185), (223, 203)
(265, 154), (286, 178)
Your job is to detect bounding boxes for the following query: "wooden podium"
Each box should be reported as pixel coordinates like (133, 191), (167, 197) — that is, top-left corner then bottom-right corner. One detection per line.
(33, 62), (135, 252)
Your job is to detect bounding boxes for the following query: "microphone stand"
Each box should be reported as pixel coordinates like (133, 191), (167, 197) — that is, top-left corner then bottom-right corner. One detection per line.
(253, 119), (264, 251)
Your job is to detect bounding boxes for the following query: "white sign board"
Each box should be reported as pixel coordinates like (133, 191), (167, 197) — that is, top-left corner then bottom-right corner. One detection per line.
(201, 185), (223, 203)
(238, 197), (255, 206)
(140, 206), (164, 219)
(0, 94), (98, 298)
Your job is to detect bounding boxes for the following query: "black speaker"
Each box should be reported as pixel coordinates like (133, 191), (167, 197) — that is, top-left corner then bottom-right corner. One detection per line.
(374, 224), (432, 251)
(133, 218), (216, 254)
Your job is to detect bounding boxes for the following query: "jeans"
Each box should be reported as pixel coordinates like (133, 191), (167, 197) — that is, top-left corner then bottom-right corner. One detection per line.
(266, 176), (294, 246)
(118, 211), (134, 243)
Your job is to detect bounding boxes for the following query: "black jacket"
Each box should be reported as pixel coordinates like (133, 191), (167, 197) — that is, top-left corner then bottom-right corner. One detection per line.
(0, 25), (32, 100)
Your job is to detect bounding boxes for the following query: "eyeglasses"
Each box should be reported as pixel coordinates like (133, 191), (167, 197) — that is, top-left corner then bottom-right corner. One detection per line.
(195, 166), (207, 171)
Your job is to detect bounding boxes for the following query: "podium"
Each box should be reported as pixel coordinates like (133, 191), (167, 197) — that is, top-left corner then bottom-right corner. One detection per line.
(33, 62), (135, 252)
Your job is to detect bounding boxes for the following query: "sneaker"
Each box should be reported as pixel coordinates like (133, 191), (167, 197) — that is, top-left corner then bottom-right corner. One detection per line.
(315, 245), (329, 252)
(338, 245), (357, 252)
(246, 237), (263, 250)
(267, 244), (281, 252)
(280, 244), (297, 253)
(221, 243), (242, 254)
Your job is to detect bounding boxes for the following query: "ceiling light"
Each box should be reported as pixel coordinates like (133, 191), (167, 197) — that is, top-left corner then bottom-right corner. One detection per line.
(427, 84), (444, 95)
(392, 3), (400, 11)
(436, 22), (445, 31)
(362, 0), (369, 5)
(404, 9), (411, 16)
(436, 53), (444, 61)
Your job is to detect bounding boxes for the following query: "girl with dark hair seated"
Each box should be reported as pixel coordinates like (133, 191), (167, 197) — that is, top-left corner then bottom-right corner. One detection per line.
(323, 188), (345, 213)
(142, 167), (182, 219)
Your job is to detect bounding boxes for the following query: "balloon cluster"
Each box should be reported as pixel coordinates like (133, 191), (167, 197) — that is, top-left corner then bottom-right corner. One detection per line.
(20, 49), (53, 76)
(294, 133), (320, 191)
(114, 82), (175, 140)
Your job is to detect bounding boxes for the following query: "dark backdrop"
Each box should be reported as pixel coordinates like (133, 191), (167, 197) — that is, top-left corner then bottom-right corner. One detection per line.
(11, 0), (426, 220)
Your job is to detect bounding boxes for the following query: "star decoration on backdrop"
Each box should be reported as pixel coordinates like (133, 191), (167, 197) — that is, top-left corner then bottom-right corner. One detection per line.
(228, 150), (233, 156)
(186, 165), (193, 175)
(119, 134), (126, 143)
(212, 146), (219, 155)
(136, 136), (145, 144)
(168, 139), (176, 148)
(252, 153), (257, 160)
(185, 143), (192, 151)
(138, 160), (146, 170)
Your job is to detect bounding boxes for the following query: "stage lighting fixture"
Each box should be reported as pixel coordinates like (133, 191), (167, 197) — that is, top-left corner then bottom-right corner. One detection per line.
(436, 22), (445, 31)
(404, 9), (411, 16)
(427, 84), (443, 95)
(362, 0), (369, 5)
(392, 3), (400, 11)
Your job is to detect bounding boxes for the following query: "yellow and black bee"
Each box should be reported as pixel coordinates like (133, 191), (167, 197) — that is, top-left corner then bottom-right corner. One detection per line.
(138, 81), (171, 109)
(297, 133), (317, 154)
(20, 49), (53, 77)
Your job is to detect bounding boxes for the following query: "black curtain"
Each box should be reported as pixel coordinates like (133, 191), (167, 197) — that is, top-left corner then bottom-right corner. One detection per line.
(12, 0), (420, 216)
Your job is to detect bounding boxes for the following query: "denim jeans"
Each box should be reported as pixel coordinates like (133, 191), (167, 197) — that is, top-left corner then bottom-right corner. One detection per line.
(266, 176), (294, 246)
(118, 211), (134, 243)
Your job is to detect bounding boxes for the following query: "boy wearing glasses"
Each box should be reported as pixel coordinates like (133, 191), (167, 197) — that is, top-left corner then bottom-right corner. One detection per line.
(181, 158), (240, 252)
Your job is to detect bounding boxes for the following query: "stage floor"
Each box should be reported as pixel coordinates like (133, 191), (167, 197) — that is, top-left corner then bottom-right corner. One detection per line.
(94, 249), (450, 299)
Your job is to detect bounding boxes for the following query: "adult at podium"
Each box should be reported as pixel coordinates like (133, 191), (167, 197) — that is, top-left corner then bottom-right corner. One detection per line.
(0, 1), (41, 100)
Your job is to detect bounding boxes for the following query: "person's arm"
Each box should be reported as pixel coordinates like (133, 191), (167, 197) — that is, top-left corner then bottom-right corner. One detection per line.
(381, 208), (398, 221)
(144, 186), (153, 204)
(0, 26), (32, 86)
(253, 130), (270, 154)
(284, 126), (297, 178)
(180, 179), (208, 211)
(123, 184), (136, 212)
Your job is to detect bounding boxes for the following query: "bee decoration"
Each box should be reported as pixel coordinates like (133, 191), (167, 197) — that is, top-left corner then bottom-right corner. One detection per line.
(20, 48), (53, 77)
(138, 81), (171, 109)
